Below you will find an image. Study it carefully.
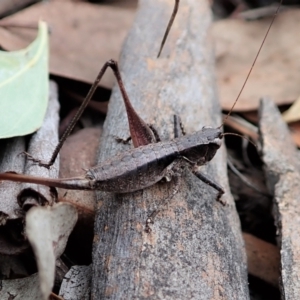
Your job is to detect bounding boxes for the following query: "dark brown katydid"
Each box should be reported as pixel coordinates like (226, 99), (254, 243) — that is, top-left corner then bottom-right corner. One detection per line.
(0, 0), (282, 230)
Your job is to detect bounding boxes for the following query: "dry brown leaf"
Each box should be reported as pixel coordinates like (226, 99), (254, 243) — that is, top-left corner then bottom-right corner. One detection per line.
(240, 111), (259, 123)
(213, 9), (300, 111)
(288, 121), (300, 148)
(0, 0), (37, 17)
(58, 127), (100, 214)
(0, 0), (136, 88)
(282, 95), (300, 123)
(25, 203), (78, 300)
(243, 233), (280, 287)
(58, 127), (99, 260)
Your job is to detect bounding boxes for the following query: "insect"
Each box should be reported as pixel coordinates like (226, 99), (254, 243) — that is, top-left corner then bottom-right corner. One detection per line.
(0, 0), (281, 230)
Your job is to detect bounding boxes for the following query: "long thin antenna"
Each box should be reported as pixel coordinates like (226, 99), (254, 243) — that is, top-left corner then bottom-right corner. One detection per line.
(157, 0), (180, 58)
(222, 132), (257, 148)
(220, 0), (283, 128)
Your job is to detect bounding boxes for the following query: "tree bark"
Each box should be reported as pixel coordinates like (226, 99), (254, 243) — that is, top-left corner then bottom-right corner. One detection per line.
(259, 97), (300, 298)
(0, 137), (25, 224)
(92, 0), (249, 299)
(20, 81), (60, 209)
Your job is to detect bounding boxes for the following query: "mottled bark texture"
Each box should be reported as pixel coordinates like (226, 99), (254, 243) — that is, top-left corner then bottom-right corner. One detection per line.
(20, 81), (60, 210)
(0, 137), (26, 225)
(92, 0), (248, 299)
(259, 97), (300, 299)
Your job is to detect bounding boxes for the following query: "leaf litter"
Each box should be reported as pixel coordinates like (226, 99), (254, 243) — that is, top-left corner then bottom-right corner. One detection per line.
(0, 0), (136, 88)
(1, 0), (300, 298)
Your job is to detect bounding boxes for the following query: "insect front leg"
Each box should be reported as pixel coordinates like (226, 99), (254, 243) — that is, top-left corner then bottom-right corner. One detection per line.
(148, 124), (161, 143)
(173, 115), (186, 138)
(192, 166), (226, 205)
(113, 135), (132, 145)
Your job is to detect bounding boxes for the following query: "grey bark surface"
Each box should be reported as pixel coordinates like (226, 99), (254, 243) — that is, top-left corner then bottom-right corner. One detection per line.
(0, 273), (43, 300)
(0, 138), (29, 254)
(92, 0), (249, 299)
(59, 265), (91, 300)
(0, 137), (25, 224)
(259, 97), (300, 299)
(20, 81), (60, 209)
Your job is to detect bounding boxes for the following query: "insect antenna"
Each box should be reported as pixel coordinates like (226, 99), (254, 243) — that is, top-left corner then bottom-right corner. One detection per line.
(157, 0), (180, 58)
(221, 132), (257, 149)
(219, 0), (283, 129)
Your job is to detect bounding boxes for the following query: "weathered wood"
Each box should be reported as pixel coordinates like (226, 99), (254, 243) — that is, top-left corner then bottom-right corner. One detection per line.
(20, 81), (60, 209)
(0, 138), (30, 254)
(92, 0), (249, 299)
(59, 265), (91, 300)
(0, 273), (43, 300)
(259, 97), (300, 298)
(0, 137), (25, 224)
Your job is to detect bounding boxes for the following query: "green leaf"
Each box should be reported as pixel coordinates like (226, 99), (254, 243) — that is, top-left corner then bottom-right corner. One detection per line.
(0, 21), (49, 138)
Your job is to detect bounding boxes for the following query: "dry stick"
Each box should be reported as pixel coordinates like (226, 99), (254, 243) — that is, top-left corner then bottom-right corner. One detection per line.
(90, 0), (283, 296)
(91, 0), (249, 298)
(259, 97), (300, 298)
(20, 82), (60, 210)
(0, 137), (26, 224)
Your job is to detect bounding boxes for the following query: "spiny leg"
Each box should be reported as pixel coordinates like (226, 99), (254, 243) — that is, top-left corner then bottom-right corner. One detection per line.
(192, 167), (225, 205)
(25, 60), (127, 168)
(24, 0), (180, 168)
(25, 60), (155, 168)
